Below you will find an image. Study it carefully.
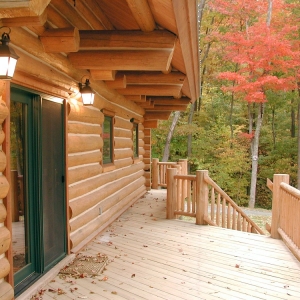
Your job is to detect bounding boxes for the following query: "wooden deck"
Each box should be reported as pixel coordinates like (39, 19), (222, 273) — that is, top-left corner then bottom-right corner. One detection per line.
(25, 190), (300, 300)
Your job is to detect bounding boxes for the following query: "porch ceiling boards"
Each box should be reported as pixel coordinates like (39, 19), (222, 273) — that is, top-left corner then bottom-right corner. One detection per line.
(28, 190), (300, 300)
(0, 0), (199, 125)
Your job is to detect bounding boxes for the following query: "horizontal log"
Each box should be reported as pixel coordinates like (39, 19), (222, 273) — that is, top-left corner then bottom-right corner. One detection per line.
(68, 102), (104, 125)
(114, 137), (133, 149)
(147, 105), (187, 111)
(144, 128), (151, 135)
(139, 101), (154, 108)
(68, 135), (103, 154)
(114, 148), (133, 160)
(138, 140), (145, 147)
(0, 130), (5, 144)
(144, 172), (151, 179)
(68, 150), (101, 167)
(120, 71), (185, 85)
(144, 164), (151, 171)
(139, 147), (145, 156)
(0, 227), (10, 255)
(69, 164), (103, 185)
(68, 50), (173, 71)
(114, 128), (132, 138)
(124, 95), (143, 101)
(0, 282), (14, 300)
(90, 70), (116, 81)
(47, 4), (72, 28)
(138, 132), (145, 139)
(138, 123), (144, 130)
(144, 136), (151, 145)
(149, 96), (191, 105)
(79, 30), (176, 50)
(68, 122), (101, 135)
(0, 204), (7, 223)
(143, 120), (158, 128)
(114, 157), (133, 169)
(0, 10), (47, 27)
(69, 162), (144, 200)
(0, 175), (9, 199)
(70, 169), (144, 218)
(114, 117), (133, 130)
(105, 74), (126, 89)
(117, 85), (182, 97)
(0, 151), (6, 173)
(144, 112), (171, 120)
(0, 257), (10, 279)
(0, 0), (50, 18)
(70, 185), (146, 249)
(0, 101), (9, 125)
(70, 178), (145, 233)
(40, 27), (80, 53)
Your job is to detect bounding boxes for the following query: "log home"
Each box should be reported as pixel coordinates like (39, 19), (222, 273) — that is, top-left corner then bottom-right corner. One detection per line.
(0, 0), (199, 298)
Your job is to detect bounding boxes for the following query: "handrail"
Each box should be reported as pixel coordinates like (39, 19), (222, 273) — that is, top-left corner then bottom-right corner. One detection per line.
(204, 174), (264, 234)
(267, 174), (300, 262)
(166, 168), (264, 235)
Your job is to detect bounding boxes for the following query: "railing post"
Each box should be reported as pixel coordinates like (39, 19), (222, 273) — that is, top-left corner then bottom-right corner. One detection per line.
(152, 158), (159, 189)
(178, 159), (188, 200)
(271, 174), (289, 239)
(166, 167), (177, 219)
(196, 170), (209, 225)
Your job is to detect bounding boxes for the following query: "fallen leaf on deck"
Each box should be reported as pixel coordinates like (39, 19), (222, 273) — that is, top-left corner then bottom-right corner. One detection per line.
(143, 245), (148, 247)
(48, 288), (56, 293)
(111, 291), (118, 294)
(235, 264), (240, 268)
(131, 274), (135, 278)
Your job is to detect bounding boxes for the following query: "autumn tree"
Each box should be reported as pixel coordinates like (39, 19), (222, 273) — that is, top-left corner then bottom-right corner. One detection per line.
(210, 0), (300, 207)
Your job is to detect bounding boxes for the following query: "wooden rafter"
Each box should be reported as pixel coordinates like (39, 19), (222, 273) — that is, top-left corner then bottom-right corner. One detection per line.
(125, 0), (156, 32)
(148, 97), (191, 105)
(79, 30), (176, 50)
(68, 50), (173, 71)
(116, 85), (182, 97)
(90, 70), (116, 81)
(120, 71), (185, 85)
(0, 10), (47, 27)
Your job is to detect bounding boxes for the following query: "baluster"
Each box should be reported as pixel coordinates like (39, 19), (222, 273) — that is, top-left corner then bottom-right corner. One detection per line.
(187, 180), (191, 213)
(181, 179), (185, 213)
(227, 202), (231, 229)
(242, 217), (247, 232)
(232, 208), (237, 230)
(177, 177), (182, 211)
(237, 211), (241, 231)
(211, 187), (215, 223)
(216, 193), (221, 226)
(192, 180), (196, 213)
(247, 222), (252, 233)
(222, 197), (226, 228)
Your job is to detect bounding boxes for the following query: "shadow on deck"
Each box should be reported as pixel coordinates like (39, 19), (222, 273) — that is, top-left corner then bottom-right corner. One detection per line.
(24, 190), (300, 300)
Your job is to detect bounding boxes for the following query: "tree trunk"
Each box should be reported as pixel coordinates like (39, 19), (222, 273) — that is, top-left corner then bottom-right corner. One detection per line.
(162, 111), (181, 162)
(249, 103), (265, 208)
(291, 96), (295, 137)
(271, 106), (276, 147)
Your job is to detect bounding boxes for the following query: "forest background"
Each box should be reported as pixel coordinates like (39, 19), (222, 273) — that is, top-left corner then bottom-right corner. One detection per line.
(151, 0), (300, 209)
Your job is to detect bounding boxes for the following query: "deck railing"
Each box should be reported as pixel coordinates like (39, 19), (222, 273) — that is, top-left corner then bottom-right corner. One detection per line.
(151, 158), (188, 189)
(267, 174), (300, 261)
(166, 168), (264, 235)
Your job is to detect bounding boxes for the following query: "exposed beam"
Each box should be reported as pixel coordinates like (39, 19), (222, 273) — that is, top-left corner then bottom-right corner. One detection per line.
(125, 0), (156, 32)
(65, 0), (105, 30)
(139, 101), (154, 109)
(0, 10), (47, 27)
(90, 70), (116, 81)
(143, 120), (158, 128)
(0, 0), (50, 18)
(148, 97), (191, 105)
(121, 71), (185, 85)
(79, 30), (176, 50)
(117, 85), (182, 97)
(84, 0), (114, 30)
(105, 74), (126, 89)
(144, 112), (171, 120)
(124, 95), (142, 101)
(146, 105), (187, 111)
(47, 5), (72, 28)
(68, 50), (173, 71)
(40, 28), (80, 53)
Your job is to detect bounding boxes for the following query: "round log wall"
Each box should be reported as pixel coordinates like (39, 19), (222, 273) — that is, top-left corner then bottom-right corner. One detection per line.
(0, 83), (14, 300)
(68, 101), (146, 251)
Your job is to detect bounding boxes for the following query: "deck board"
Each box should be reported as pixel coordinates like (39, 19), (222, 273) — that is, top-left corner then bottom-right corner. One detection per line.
(23, 190), (300, 300)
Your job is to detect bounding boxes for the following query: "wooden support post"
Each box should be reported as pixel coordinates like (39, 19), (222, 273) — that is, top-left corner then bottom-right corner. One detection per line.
(196, 170), (209, 225)
(152, 158), (159, 189)
(166, 167), (177, 219)
(179, 159), (188, 200)
(271, 174), (289, 239)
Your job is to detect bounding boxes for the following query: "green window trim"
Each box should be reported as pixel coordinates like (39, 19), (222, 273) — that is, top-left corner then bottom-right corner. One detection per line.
(133, 122), (139, 158)
(103, 115), (114, 164)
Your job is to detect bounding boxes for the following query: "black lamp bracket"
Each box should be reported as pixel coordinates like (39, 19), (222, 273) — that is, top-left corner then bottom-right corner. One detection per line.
(0, 27), (12, 44)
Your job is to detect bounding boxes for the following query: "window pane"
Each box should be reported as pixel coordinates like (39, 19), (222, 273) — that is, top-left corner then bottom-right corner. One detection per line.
(133, 123), (138, 158)
(103, 116), (112, 163)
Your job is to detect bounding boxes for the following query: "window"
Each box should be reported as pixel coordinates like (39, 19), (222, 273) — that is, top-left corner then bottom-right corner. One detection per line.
(133, 122), (139, 158)
(103, 115), (113, 164)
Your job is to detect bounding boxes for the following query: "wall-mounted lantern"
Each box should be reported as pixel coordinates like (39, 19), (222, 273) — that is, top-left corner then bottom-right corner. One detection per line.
(79, 78), (95, 105)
